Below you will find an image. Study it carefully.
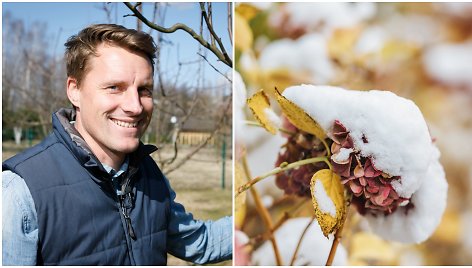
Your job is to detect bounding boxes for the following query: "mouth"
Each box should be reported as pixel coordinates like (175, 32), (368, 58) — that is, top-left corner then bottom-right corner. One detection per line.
(111, 119), (140, 128)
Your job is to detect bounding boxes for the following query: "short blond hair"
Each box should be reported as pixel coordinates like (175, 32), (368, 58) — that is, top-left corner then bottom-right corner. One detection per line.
(64, 24), (156, 86)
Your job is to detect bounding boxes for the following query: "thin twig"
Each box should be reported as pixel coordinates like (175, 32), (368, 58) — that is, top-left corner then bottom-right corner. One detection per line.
(197, 52), (231, 83)
(290, 216), (316, 265)
(241, 156), (283, 266)
(236, 156), (329, 197)
(325, 202), (350, 266)
(243, 120), (296, 136)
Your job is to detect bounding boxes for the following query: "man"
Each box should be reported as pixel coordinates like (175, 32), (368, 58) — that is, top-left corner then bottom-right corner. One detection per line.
(2, 24), (232, 265)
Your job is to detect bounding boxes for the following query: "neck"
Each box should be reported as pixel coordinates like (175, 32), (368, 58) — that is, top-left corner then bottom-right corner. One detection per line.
(73, 122), (125, 171)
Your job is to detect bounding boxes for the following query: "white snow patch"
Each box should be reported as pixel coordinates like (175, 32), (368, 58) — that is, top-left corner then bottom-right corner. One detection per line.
(234, 71), (249, 146)
(258, 33), (335, 84)
(314, 180), (337, 217)
(365, 146), (448, 243)
(355, 25), (388, 55)
(434, 2), (472, 19)
(269, 3), (376, 35)
(423, 41), (472, 89)
(332, 148), (353, 163)
(283, 85), (434, 197)
(264, 108), (282, 130)
(252, 217), (347, 265)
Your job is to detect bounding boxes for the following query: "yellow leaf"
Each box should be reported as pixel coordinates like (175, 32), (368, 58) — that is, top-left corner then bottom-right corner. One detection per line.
(310, 169), (346, 237)
(235, 3), (260, 21)
(380, 40), (419, 62)
(235, 162), (247, 229)
(274, 88), (327, 140)
(235, 12), (253, 51)
(349, 232), (399, 265)
(327, 27), (362, 64)
(247, 89), (278, 134)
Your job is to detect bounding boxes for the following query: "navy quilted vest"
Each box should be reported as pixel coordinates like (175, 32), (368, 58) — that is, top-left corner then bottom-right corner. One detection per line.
(3, 109), (170, 265)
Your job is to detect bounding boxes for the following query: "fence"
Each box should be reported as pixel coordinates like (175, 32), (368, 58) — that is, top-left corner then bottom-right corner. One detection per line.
(178, 132), (216, 146)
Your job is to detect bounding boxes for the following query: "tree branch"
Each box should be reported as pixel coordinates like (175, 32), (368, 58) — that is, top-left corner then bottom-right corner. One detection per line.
(124, 2), (232, 67)
(199, 3), (232, 67)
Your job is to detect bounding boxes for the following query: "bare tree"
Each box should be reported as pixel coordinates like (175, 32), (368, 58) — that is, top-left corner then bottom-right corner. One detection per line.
(2, 12), (68, 141)
(119, 2), (233, 173)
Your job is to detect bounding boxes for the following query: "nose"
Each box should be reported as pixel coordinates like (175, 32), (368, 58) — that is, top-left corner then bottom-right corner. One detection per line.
(122, 88), (143, 115)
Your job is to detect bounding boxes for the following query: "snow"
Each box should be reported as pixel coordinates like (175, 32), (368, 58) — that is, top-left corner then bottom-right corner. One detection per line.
(264, 108), (282, 130)
(365, 146), (448, 243)
(282, 84), (448, 243)
(332, 148), (354, 163)
(234, 71), (248, 145)
(258, 33), (335, 84)
(314, 180), (337, 217)
(269, 3), (376, 35)
(252, 217), (347, 265)
(354, 25), (388, 55)
(434, 2), (472, 19)
(423, 41), (472, 89)
(283, 85), (433, 198)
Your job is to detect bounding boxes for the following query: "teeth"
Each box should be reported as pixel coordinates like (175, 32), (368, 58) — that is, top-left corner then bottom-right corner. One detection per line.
(112, 119), (138, 128)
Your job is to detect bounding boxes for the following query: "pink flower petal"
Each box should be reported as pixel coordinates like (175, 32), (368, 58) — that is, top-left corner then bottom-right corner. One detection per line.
(349, 180), (364, 195)
(354, 164), (365, 178)
(364, 158), (382, 178)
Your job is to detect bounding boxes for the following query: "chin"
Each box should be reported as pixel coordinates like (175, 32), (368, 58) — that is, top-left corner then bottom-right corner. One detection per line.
(116, 140), (140, 154)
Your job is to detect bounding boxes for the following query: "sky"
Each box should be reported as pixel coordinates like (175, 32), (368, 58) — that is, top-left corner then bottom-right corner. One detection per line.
(1, 2), (233, 93)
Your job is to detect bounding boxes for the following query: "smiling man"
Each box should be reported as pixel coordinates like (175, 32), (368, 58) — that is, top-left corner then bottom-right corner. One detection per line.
(2, 24), (232, 265)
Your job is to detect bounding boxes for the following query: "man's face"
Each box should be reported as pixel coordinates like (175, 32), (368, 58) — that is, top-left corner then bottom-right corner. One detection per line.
(67, 43), (154, 165)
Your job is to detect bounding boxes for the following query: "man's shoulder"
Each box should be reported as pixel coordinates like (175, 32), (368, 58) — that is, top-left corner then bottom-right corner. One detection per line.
(3, 135), (59, 171)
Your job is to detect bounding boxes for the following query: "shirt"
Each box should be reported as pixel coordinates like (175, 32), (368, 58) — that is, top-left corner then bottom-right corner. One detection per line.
(2, 159), (232, 265)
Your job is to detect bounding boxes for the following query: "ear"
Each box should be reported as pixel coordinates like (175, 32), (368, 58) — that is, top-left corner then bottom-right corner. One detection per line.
(67, 77), (81, 109)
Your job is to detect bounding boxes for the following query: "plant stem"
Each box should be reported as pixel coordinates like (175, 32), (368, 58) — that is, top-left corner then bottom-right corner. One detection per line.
(321, 138), (331, 157)
(244, 120), (295, 135)
(290, 216), (316, 265)
(236, 156), (328, 197)
(241, 156), (283, 266)
(325, 203), (350, 266)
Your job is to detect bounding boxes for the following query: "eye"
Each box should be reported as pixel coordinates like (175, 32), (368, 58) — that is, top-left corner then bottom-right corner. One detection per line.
(108, 85), (119, 91)
(139, 86), (153, 97)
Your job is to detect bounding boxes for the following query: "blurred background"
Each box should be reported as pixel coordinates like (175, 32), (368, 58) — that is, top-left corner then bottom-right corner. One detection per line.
(2, 2), (232, 265)
(235, 2), (472, 265)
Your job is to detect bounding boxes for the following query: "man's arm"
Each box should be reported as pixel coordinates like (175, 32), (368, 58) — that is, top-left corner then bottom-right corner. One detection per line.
(163, 177), (232, 264)
(2, 170), (39, 265)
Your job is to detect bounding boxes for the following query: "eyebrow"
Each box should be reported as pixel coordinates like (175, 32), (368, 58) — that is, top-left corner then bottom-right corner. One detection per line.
(100, 79), (154, 88)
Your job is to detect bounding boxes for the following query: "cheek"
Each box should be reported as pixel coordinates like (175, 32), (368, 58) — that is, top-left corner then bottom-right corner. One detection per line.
(143, 99), (154, 114)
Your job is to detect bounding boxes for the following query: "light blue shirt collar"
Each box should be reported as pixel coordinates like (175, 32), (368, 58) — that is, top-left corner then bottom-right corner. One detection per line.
(102, 157), (129, 196)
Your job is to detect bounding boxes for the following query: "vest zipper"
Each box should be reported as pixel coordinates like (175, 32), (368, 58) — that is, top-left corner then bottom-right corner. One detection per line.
(120, 194), (136, 240)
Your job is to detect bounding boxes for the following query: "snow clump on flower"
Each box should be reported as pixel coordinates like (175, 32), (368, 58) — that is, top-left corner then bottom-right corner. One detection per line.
(282, 85), (448, 243)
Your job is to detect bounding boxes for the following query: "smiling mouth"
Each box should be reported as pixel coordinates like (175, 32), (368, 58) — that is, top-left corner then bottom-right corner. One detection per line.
(111, 119), (139, 128)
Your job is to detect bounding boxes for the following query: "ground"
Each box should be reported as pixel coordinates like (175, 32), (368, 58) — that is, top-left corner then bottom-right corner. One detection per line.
(2, 140), (233, 266)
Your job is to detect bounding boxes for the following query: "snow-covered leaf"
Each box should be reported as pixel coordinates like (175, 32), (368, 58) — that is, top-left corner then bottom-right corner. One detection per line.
(247, 89), (278, 134)
(310, 169), (346, 237)
(274, 88), (327, 140)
